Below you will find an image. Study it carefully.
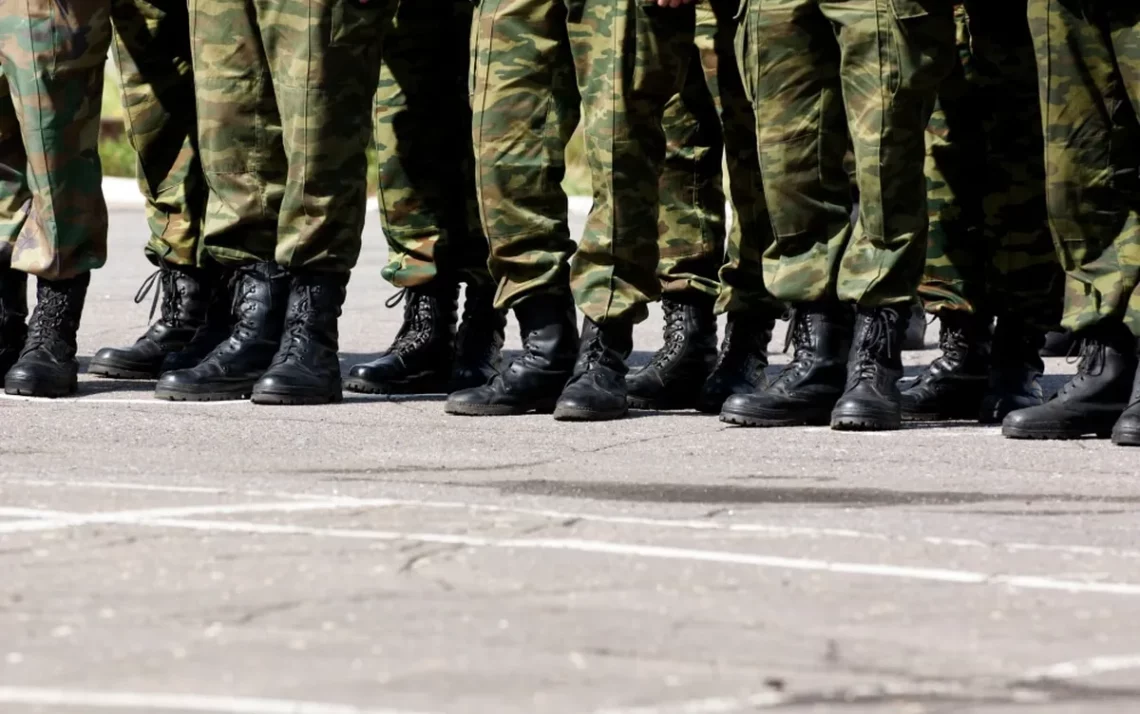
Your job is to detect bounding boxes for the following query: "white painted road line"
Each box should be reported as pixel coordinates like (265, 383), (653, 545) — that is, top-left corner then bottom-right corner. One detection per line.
(1022, 654), (1140, 681)
(0, 687), (435, 714)
(8, 478), (1140, 561)
(0, 394), (249, 406)
(115, 516), (1140, 597)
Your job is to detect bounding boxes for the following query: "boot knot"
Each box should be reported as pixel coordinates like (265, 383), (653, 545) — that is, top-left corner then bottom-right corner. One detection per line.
(134, 266), (182, 326)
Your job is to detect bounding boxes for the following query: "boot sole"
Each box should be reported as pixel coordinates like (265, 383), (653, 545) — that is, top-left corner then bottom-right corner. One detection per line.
(88, 364), (160, 380)
(901, 410), (978, 423)
(719, 406), (832, 428)
(831, 415), (902, 432)
(251, 390), (344, 406)
(5, 378), (78, 399)
(154, 384), (253, 402)
(552, 405), (629, 422)
(1002, 425), (1113, 440)
(1112, 429), (1140, 446)
(445, 400), (558, 417)
(343, 374), (449, 396)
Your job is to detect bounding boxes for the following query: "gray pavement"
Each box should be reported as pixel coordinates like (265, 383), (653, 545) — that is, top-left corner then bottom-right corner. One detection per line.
(1, 208), (1139, 714)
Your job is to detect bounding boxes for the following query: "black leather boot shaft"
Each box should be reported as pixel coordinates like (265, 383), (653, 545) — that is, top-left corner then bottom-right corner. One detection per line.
(720, 302), (853, 427)
(902, 302), (927, 351)
(155, 262), (289, 401)
(450, 285), (506, 393)
(344, 284), (459, 395)
(161, 268), (237, 373)
(0, 267), (28, 378)
(698, 311), (774, 414)
(627, 296), (717, 411)
(1004, 320), (1137, 440)
(5, 273), (89, 398)
(446, 292), (578, 416)
(901, 310), (991, 421)
(1041, 329), (1074, 357)
(831, 306), (909, 431)
(90, 264), (213, 379)
(554, 317), (634, 422)
(252, 272), (348, 405)
(979, 320), (1046, 425)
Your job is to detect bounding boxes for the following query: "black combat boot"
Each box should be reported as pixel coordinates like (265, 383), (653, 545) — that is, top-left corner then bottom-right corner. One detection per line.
(1112, 346), (1140, 446)
(5, 273), (90, 398)
(446, 292), (578, 416)
(554, 317), (634, 422)
(252, 272), (348, 405)
(449, 285), (506, 393)
(89, 264), (214, 379)
(154, 262), (289, 401)
(900, 311), (991, 421)
(160, 269), (236, 373)
(626, 296), (717, 410)
(698, 311), (775, 414)
(0, 268), (28, 378)
(979, 321), (1046, 424)
(1003, 321), (1137, 440)
(344, 284), (459, 395)
(720, 302), (853, 427)
(831, 306), (908, 431)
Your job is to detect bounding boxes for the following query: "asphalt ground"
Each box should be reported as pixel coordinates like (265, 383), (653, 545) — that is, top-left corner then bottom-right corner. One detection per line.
(1, 201), (1139, 714)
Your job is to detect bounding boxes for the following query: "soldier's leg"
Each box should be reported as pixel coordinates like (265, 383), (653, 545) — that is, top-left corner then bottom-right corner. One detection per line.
(0, 69), (29, 377)
(704, 0), (783, 412)
(626, 13), (724, 412)
(828, 0), (954, 431)
(969, 0), (1058, 422)
(347, 0), (505, 397)
(556, 1), (695, 422)
(903, 6), (994, 421)
(721, 0), (856, 428)
(0, 0), (112, 399)
(1009, 1), (1140, 441)
(157, 0), (291, 402)
(245, 0), (383, 406)
(445, 0), (584, 417)
(91, 0), (225, 380)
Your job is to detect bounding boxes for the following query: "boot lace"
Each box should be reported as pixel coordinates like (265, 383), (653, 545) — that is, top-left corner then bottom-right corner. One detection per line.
(24, 288), (72, 354)
(385, 288), (437, 356)
(648, 301), (687, 369)
(272, 286), (318, 366)
(769, 310), (814, 388)
(133, 266), (183, 326)
(850, 309), (899, 382)
(1053, 337), (1106, 400)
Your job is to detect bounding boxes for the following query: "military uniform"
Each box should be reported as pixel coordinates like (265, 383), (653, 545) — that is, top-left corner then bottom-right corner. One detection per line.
(0, 0), (111, 280)
(0, 1), (112, 398)
(154, 0), (385, 406)
(448, 0), (698, 421)
(628, 0), (783, 413)
(343, 0), (506, 399)
(720, 0), (955, 432)
(902, 1), (1060, 424)
(1004, 2), (1140, 443)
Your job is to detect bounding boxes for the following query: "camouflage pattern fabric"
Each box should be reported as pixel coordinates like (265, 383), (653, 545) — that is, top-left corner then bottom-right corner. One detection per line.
(472, 0), (694, 324)
(375, 0), (492, 290)
(189, 0), (384, 274)
(0, 0), (110, 280)
(738, 0), (955, 307)
(919, 1), (1061, 333)
(1029, 1), (1140, 336)
(655, 0), (779, 318)
(111, 0), (207, 269)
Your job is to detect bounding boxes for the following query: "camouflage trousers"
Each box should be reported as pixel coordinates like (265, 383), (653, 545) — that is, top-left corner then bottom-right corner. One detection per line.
(738, 0), (955, 307)
(375, 0), (492, 290)
(656, 0), (778, 317)
(1029, 2), (1140, 337)
(189, 0), (384, 274)
(919, 1), (1061, 333)
(472, 0), (694, 324)
(112, 0), (207, 269)
(0, 0), (110, 280)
